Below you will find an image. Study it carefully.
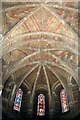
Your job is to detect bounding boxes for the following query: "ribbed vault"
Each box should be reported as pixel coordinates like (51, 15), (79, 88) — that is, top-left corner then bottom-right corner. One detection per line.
(1, 2), (80, 119)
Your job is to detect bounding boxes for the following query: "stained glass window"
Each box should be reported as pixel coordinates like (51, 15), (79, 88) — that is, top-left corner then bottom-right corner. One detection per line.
(37, 94), (45, 116)
(13, 88), (23, 112)
(60, 89), (69, 113)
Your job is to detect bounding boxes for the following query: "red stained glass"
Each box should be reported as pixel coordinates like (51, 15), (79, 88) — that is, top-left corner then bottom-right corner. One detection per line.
(37, 94), (45, 116)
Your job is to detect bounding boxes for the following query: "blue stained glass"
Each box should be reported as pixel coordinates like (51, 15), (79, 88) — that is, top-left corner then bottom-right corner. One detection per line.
(16, 98), (20, 103)
(13, 88), (23, 112)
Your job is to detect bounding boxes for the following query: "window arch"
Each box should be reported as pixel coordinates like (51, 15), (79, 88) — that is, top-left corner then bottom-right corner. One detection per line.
(13, 88), (23, 112)
(37, 94), (45, 116)
(60, 89), (69, 113)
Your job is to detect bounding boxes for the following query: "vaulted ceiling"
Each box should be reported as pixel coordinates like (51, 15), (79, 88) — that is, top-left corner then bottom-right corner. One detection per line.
(1, 2), (80, 117)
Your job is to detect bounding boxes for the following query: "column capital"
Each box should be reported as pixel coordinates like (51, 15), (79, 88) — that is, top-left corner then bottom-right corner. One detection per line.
(52, 92), (57, 97)
(27, 91), (31, 95)
(68, 83), (73, 87)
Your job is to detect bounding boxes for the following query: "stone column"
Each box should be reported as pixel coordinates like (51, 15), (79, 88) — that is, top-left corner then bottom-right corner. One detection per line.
(7, 82), (17, 119)
(47, 93), (53, 120)
(27, 91), (33, 119)
(52, 92), (56, 114)
(66, 76), (75, 117)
